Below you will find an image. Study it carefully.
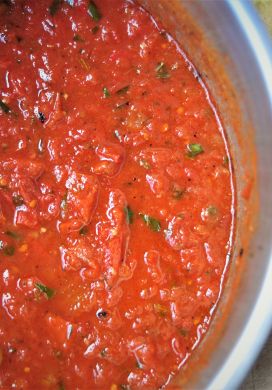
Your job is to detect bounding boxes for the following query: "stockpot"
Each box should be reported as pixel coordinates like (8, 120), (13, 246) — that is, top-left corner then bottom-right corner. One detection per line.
(138, 0), (272, 388)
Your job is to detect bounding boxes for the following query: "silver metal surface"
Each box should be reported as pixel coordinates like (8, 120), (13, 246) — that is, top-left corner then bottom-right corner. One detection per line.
(178, 1), (272, 389)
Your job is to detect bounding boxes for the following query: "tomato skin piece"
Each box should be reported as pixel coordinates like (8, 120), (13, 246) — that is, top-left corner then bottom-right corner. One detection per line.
(143, 250), (164, 283)
(99, 189), (130, 287)
(0, 190), (15, 222)
(14, 205), (38, 228)
(93, 143), (125, 177)
(59, 172), (99, 233)
(46, 313), (73, 347)
(60, 237), (100, 279)
(38, 194), (60, 221)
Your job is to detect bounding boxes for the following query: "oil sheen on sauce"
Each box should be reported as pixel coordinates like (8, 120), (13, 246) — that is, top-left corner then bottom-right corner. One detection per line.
(0, 1), (234, 389)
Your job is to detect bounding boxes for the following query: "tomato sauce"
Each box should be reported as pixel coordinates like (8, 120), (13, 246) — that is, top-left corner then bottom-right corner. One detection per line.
(0, 1), (234, 389)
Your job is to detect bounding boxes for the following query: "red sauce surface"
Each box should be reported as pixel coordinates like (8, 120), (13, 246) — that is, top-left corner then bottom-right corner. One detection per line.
(0, 1), (234, 389)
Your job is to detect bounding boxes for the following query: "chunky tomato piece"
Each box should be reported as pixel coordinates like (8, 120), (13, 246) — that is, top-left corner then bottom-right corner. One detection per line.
(93, 143), (125, 177)
(60, 172), (99, 233)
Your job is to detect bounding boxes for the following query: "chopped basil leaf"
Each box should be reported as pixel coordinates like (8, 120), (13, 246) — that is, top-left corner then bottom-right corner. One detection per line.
(58, 381), (65, 390)
(5, 230), (20, 240)
(103, 87), (110, 98)
(12, 194), (24, 207)
(187, 143), (204, 157)
(79, 226), (88, 235)
(139, 159), (150, 169)
(88, 1), (101, 22)
(172, 190), (184, 200)
(155, 62), (170, 79)
(124, 206), (133, 224)
(100, 348), (107, 357)
(116, 85), (129, 95)
(172, 186), (185, 200)
(92, 25), (99, 34)
(140, 213), (161, 232)
(0, 100), (11, 114)
(54, 350), (63, 359)
(207, 205), (218, 216)
(179, 328), (188, 337)
(73, 34), (84, 42)
(49, 0), (62, 16)
(35, 282), (55, 299)
(115, 101), (129, 110)
(3, 245), (15, 256)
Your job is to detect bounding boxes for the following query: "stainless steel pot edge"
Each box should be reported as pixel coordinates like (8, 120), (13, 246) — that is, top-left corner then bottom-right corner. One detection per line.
(206, 1), (272, 389)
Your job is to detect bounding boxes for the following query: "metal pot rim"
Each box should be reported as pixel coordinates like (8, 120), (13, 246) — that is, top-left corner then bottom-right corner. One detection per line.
(207, 2), (272, 389)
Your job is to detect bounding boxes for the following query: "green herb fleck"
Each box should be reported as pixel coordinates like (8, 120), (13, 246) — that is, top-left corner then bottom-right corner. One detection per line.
(73, 34), (84, 42)
(155, 62), (170, 79)
(100, 348), (107, 357)
(79, 226), (88, 235)
(103, 87), (110, 98)
(172, 186), (185, 200)
(139, 159), (150, 169)
(206, 205), (218, 217)
(35, 283), (55, 299)
(0, 100), (11, 114)
(140, 213), (161, 232)
(88, 1), (101, 22)
(49, 0), (62, 16)
(3, 245), (15, 256)
(5, 230), (20, 240)
(187, 143), (204, 157)
(179, 328), (188, 337)
(116, 85), (129, 95)
(58, 381), (65, 390)
(92, 25), (99, 34)
(54, 350), (63, 359)
(12, 194), (24, 207)
(124, 206), (133, 224)
(115, 101), (129, 110)
(120, 385), (130, 390)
